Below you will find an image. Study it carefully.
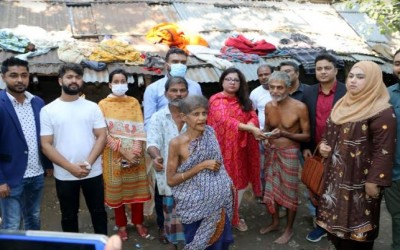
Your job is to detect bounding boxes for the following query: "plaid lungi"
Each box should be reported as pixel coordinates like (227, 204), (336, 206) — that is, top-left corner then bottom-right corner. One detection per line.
(263, 144), (300, 214)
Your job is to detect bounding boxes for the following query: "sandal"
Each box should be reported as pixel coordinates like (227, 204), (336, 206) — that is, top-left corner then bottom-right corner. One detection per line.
(235, 218), (248, 232)
(117, 229), (128, 241)
(136, 224), (150, 239)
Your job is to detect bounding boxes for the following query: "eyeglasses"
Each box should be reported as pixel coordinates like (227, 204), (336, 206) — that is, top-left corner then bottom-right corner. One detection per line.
(224, 77), (240, 83)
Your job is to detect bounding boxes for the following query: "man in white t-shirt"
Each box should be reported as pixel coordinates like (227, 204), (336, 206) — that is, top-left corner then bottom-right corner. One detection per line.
(250, 64), (273, 129)
(40, 63), (107, 235)
(249, 64), (273, 204)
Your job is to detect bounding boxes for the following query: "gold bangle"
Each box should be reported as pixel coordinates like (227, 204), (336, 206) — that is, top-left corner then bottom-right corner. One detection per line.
(181, 173), (185, 181)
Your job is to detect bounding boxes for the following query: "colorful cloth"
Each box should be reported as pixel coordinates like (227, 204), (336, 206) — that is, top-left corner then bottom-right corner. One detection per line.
(146, 22), (208, 53)
(89, 39), (144, 64)
(263, 144), (300, 214)
(0, 29), (30, 53)
(183, 210), (233, 250)
(207, 92), (261, 225)
(224, 34), (276, 55)
(316, 109), (396, 241)
(172, 126), (233, 249)
(217, 46), (260, 63)
(98, 96), (150, 208)
(163, 196), (185, 245)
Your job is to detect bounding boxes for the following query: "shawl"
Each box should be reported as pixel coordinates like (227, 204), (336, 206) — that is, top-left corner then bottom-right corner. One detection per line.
(172, 126), (233, 249)
(331, 61), (391, 124)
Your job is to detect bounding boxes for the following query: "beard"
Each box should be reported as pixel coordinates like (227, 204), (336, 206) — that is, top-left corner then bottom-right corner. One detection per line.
(169, 98), (182, 107)
(271, 93), (288, 102)
(62, 83), (82, 95)
(8, 84), (27, 94)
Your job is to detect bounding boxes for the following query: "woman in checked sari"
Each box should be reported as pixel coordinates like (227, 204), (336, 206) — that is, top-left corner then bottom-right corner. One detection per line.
(167, 95), (234, 250)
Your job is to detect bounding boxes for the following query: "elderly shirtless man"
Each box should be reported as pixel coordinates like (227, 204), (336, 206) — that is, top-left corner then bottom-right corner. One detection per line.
(260, 71), (310, 244)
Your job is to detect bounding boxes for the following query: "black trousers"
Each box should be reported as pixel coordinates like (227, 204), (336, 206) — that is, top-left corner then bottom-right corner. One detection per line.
(55, 175), (108, 235)
(155, 183), (165, 229)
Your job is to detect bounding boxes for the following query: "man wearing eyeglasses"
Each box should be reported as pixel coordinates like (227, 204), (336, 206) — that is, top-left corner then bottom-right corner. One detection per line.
(278, 61), (309, 101)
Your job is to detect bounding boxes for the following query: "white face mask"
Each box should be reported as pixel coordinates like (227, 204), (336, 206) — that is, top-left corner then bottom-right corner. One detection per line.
(169, 63), (187, 78)
(111, 84), (128, 96)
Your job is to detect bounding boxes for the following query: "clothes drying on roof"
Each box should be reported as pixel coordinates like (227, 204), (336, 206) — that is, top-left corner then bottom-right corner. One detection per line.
(287, 47), (344, 74)
(218, 46), (260, 63)
(145, 22), (208, 52)
(58, 41), (97, 64)
(224, 34), (276, 56)
(187, 45), (233, 70)
(89, 39), (144, 64)
(0, 29), (32, 53)
(279, 33), (315, 49)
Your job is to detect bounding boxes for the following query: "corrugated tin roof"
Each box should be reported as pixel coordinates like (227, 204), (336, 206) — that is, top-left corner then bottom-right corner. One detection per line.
(0, 1), (70, 31)
(0, 0), (397, 84)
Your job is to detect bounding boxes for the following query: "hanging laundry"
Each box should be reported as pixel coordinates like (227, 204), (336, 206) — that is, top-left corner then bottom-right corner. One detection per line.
(187, 45), (233, 70)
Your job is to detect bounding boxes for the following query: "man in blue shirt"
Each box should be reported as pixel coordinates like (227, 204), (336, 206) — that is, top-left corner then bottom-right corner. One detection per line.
(386, 48), (400, 250)
(143, 47), (202, 131)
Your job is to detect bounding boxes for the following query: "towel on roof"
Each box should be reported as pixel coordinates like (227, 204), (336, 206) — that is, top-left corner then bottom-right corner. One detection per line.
(146, 22), (208, 53)
(89, 39), (144, 64)
(0, 29), (31, 53)
(187, 45), (233, 70)
(224, 34), (276, 56)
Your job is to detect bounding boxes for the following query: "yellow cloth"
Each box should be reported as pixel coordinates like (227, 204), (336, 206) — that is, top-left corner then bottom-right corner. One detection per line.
(89, 39), (144, 64)
(146, 22), (208, 52)
(98, 96), (150, 208)
(331, 61), (391, 125)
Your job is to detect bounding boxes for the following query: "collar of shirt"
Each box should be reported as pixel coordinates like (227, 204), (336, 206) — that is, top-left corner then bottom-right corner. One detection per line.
(394, 82), (400, 92)
(6, 90), (34, 105)
(318, 81), (337, 96)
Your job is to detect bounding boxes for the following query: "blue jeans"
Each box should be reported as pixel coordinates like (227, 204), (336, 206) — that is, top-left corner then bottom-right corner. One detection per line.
(0, 174), (44, 230)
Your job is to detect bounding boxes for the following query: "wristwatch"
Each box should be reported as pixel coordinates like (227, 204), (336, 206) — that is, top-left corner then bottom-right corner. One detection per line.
(84, 161), (92, 170)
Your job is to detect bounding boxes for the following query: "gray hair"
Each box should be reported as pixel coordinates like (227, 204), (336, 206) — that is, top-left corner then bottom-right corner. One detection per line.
(268, 71), (291, 87)
(179, 95), (209, 114)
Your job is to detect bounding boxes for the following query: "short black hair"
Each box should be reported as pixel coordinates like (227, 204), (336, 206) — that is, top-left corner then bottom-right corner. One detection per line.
(1, 57), (29, 74)
(164, 76), (188, 92)
(315, 53), (337, 68)
(394, 49), (400, 58)
(257, 64), (274, 75)
(109, 69), (128, 83)
(165, 47), (187, 62)
(278, 61), (299, 72)
(58, 63), (83, 78)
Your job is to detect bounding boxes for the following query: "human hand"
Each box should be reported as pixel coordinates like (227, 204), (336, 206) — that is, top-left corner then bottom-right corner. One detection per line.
(70, 163), (90, 178)
(251, 127), (267, 141)
(0, 183), (10, 198)
(365, 182), (380, 199)
(104, 235), (122, 250)
(46, 169), (54, 177)
(303, 149), (312, 158)
(152, 157), (164, 172)
(203, 160), (221, 172)
(266, 128), (281, 139)
(318, 143), (331, 158)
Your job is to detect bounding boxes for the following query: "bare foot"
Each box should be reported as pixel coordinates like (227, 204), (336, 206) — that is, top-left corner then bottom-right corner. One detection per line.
(259, 223), (280, 235)
(274, 231), (293, 244)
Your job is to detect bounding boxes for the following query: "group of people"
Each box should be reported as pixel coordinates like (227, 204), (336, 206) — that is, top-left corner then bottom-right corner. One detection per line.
(0, 46), (399, 250)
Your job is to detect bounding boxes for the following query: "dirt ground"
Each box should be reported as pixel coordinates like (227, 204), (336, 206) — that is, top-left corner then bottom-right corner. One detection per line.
(40, 177), (392, 250)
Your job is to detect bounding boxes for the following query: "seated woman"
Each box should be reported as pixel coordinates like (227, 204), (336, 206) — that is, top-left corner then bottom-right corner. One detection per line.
(166, 95), (234, 250)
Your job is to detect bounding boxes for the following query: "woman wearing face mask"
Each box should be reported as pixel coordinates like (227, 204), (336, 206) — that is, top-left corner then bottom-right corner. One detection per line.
(98, 69), (151, 241)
